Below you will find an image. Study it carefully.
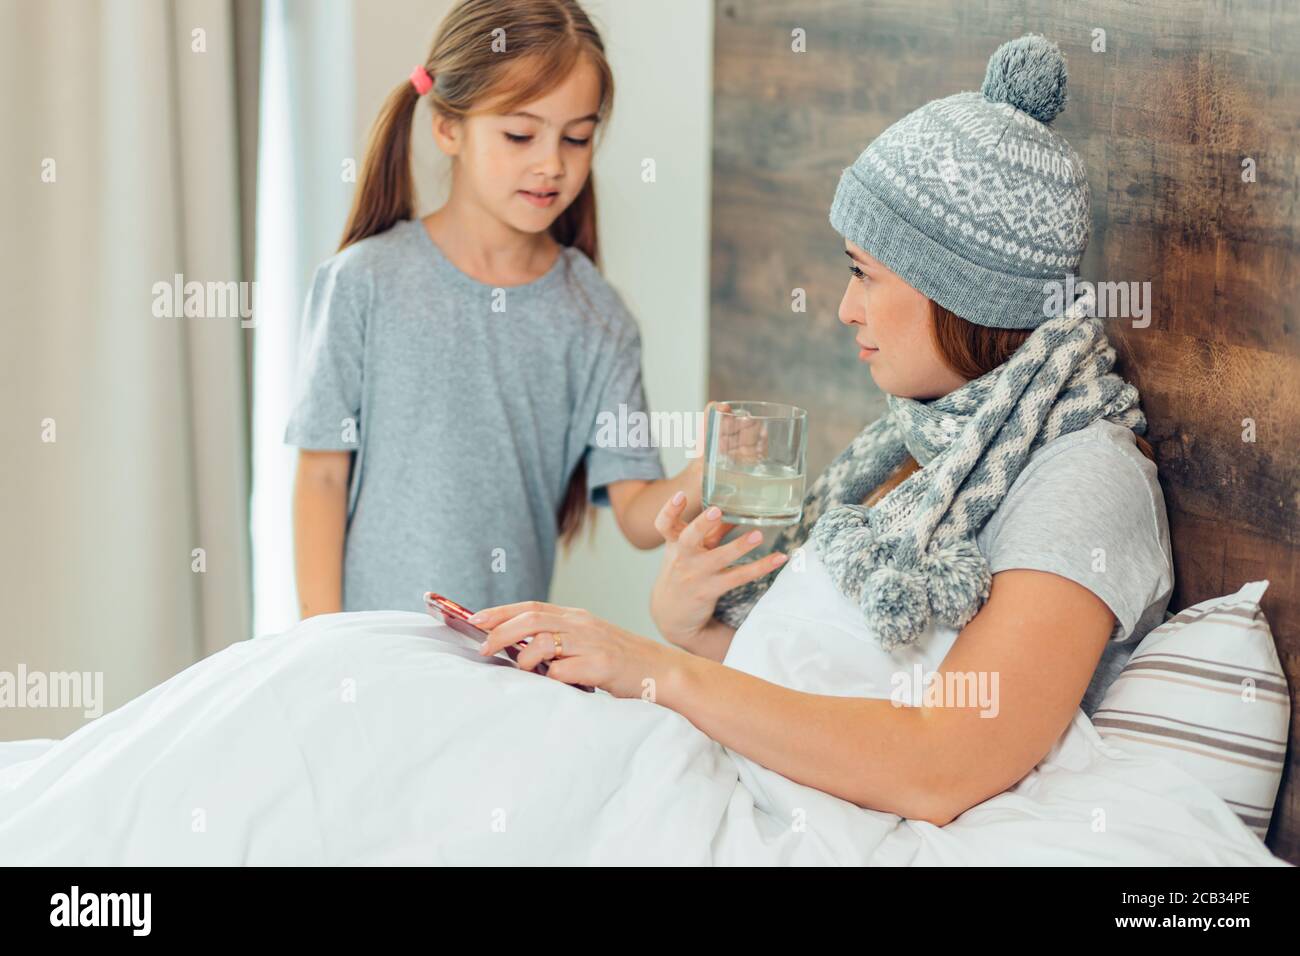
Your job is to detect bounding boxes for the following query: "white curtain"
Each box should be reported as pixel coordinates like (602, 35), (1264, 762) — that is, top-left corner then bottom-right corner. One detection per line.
(250, 0), (355, 636)
(0, 0), (256, 739)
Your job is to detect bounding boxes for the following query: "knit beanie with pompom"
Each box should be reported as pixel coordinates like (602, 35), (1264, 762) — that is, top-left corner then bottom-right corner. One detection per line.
(828, 34), (1091, 330)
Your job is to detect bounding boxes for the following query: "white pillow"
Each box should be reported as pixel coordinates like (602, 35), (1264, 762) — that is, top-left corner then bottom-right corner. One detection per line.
(1092, 580), (1289, 840)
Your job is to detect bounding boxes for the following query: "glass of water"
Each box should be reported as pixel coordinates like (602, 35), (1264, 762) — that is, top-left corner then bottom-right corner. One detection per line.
(702, 401), (807, 526)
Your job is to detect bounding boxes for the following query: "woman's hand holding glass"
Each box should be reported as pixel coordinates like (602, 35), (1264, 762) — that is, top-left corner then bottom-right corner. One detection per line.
(649, 491), (788, 653)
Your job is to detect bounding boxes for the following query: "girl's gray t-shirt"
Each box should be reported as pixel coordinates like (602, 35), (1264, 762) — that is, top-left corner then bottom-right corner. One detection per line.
(284, 218), (665, 614)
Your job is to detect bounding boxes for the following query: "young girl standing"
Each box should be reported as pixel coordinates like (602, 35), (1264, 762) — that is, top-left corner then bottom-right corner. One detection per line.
(285, 0), (702, 618)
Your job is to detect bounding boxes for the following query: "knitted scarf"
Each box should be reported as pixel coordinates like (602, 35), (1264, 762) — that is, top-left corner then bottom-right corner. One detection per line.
(711, 289), (1146, 648)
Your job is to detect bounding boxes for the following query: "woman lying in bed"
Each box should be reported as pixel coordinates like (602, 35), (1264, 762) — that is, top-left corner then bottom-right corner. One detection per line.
(470, 33), (1174, 828)
(8, 36), (1234, 867)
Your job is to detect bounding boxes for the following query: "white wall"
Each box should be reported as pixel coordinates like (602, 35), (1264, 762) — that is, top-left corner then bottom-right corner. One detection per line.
(351, 0), (714, 636)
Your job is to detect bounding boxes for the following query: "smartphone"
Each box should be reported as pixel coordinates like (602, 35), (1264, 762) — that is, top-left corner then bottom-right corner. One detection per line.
(423, 592), (594, 693)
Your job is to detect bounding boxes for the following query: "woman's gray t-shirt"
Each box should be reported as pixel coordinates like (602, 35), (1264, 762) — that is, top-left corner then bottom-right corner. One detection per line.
(284, 218), (665, 614)
(974, 417), (1175, 715)
(723, 417), (1174, 724)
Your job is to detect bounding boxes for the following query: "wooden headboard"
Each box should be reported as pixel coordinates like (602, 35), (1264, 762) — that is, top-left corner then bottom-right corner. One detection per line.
(709, 0), (1300, 861)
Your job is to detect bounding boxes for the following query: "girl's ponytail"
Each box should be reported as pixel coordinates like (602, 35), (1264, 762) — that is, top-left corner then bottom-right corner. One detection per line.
(337, 80), (422, 252)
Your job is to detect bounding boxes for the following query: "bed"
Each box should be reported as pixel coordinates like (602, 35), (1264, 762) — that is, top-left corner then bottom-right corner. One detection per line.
(0, 610), (1286, 865)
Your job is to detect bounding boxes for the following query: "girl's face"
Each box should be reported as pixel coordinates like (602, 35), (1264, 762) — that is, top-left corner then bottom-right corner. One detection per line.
(433, 56), (602, 236)
(837, 239), (969, 399)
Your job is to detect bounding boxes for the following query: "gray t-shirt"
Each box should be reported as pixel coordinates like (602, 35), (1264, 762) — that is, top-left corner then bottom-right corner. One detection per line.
(974, 417), (1175, 716)
(284, 218), (665, 614)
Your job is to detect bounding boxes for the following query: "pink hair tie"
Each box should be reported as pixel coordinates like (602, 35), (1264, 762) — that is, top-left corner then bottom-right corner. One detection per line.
(409, 65), (434, 96)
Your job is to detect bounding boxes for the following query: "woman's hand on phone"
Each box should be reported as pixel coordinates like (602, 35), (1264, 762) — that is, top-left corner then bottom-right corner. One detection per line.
(470, 602), (684, 700)
(649, 492), (788, 651)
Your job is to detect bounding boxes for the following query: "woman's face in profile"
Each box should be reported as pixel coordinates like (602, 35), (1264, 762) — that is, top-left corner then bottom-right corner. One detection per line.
(837, 239), (969, 400)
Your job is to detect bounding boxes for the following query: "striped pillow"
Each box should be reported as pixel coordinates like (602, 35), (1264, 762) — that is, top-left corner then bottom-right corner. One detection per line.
(1092, 580), (1289, 840)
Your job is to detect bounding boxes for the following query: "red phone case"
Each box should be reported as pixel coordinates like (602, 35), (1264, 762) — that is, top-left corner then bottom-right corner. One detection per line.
(423, 592), (594, 693)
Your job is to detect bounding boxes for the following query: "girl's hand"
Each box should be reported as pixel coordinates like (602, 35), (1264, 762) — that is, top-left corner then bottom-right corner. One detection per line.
(678, 401), (727, 517)
(694, 400), (768, 466)
(709, 401), (768, 465)
(649, 495), (788, 650)
(677, 401), (766, 520)
(470, 602), (683, 700)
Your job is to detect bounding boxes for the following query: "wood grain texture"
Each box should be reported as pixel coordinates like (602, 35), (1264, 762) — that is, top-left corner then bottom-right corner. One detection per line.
(710, 0), (1300, 861)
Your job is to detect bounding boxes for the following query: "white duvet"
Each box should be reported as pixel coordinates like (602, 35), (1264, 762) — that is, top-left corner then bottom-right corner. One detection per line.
(0, 604), (1287, 866)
